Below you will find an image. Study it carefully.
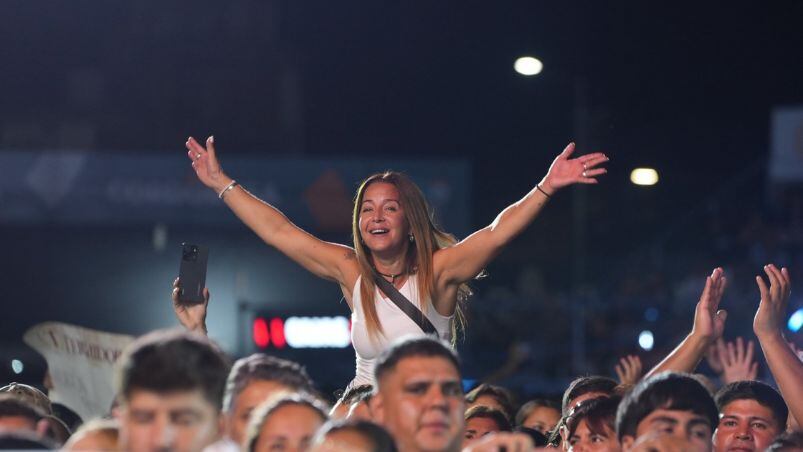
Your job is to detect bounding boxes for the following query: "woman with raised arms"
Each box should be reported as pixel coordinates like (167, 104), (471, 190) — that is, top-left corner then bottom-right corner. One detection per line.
(183, 136), (608, 386)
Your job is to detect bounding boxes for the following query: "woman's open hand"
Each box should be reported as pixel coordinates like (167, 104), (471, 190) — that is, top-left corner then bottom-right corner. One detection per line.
(540, 142), (608, 194)
(186, 136), (232, 193)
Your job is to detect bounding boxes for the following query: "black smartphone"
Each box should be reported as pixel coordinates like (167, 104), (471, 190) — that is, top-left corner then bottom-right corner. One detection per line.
(178, 243), (209, 304)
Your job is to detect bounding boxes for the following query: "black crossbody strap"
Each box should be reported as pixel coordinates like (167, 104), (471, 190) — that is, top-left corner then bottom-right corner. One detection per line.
(372, 272), (438, 336)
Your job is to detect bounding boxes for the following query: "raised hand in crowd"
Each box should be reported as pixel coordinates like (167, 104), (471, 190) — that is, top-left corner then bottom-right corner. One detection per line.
(708, 337), (758, 384)
(753, 264), (803, 424)
(171, 277), (209, 335)
(645, 267), (727, 378)
(614, 354), (643, 386)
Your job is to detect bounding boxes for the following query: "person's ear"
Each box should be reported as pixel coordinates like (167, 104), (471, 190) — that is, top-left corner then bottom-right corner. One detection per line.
(215, 412), (226, 440)
(371, 393), (385, 424)
(35, 419), (50, 439)
(621, 435), (635, 451)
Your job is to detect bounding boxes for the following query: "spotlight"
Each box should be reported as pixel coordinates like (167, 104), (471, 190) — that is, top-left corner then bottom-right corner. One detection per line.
(514, 56), (543, 76)
(630, 168), (659, 186)
(638, 331), (654, 351)
(788, 308), (803, 333)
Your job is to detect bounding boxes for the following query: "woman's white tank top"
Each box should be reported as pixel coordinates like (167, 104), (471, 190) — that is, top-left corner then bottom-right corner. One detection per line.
(349, 274), (453, 387)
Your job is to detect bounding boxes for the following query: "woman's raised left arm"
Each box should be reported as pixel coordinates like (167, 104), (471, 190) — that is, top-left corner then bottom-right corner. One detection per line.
(435, 143), (607, 289)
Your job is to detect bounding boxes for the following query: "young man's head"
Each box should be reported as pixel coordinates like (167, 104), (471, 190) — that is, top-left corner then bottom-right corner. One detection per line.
(463, 405), (511, 446)
(222, 353), (315, 443)
(616, 372), (717, 452)
(464, 384), (515, 421)
(115, 329), (231, 452)
(563, 376), (618, 415)
(712, 381), (788, 452)
(373, 336), (464, 452)
(0, 395), (49, 439)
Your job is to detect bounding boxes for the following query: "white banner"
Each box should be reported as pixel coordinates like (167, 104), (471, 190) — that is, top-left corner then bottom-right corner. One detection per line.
(23, 322), (134, 422)
(769, 107), (803, 183)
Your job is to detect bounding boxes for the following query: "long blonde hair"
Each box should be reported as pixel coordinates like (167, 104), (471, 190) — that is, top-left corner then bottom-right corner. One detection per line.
(351, 171), (470, 345)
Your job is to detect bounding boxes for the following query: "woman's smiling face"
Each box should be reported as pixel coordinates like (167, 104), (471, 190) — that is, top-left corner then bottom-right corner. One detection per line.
(359, 182), (410, 256)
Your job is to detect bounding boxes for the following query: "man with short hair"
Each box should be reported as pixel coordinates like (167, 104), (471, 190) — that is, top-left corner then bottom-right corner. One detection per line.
(371, 336), (465, 452)
(0, 394), (49, 438)
(712, 380), (788, 452)
(115, 329), (231, 452)
(561, 376), (618, 415)
(221, 353), (315, 444)
(616, 372), (718, 452)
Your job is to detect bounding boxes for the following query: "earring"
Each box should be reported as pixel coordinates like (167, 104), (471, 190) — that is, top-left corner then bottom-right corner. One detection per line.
(409, 233), (415, 242)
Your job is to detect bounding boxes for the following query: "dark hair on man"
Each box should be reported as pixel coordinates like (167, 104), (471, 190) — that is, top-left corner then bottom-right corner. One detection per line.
(222, 353), (315, 412)
(714, 380), (788, 428)
(246, 392), (329, 452)
(373, 336), (461, 385)
(338, 384), (374, 407)
(465, 384), (516, 421)
(116, 329), (231, 410)
(766, 430), (803, 452)
(515, 398), (561, 427)
(0, 395), (46, 426)
(565, 395), (621, 439)
(615, 372), (717, 442)
(465, 405), (512, 432)
(313, 419), (398, 452)
(562, 376), (618, 415)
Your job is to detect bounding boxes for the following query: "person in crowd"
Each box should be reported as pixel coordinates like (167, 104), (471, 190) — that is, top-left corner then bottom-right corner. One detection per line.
(0, 383), (71, 445)
(371, 336), (465, 452)
(614, 355), (642, 387)
(515, 398), (561, 435)
(221, 353), (316, 445)
(463, 405), (512, 446)
(330, 384), (373, 419)
(0, 429), (56, 450)
(752, 264), (803, 427)
(62, 418), (119, 451)
(765, 430), (803, 452)
(564, 396), (622, 452)
(644, 267), (728, 379)
(346, 387), (375, 420)
(513, 426), (550, 448)
(461, 431), (538, 451)
(562, 376), (618, 415)
(464, 383), (516, 422)
(616, 372), (718, 452)
(184, 135), (607, 386)
(705, 337), (759, 384)
(309, 419), (398, 452)
(712, 380), (787, 452)
(0, 394), (50, 440)
(114, 329), (231, 452)
(244, 392), (328, 452)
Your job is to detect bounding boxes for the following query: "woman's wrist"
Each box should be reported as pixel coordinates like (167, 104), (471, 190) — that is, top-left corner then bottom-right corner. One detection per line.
(538, 177), (557, 196)
(212, 175), (234, 194)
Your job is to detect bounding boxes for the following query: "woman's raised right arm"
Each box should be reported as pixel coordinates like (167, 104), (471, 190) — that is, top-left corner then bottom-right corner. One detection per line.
(186, 136), (356, 284)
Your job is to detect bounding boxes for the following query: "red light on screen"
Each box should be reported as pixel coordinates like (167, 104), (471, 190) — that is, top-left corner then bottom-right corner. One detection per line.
(270, 317), (286, 348)
(253, 318), (270, 348)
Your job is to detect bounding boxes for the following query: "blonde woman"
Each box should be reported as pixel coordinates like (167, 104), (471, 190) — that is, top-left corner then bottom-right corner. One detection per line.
(184, 136), (607, 386)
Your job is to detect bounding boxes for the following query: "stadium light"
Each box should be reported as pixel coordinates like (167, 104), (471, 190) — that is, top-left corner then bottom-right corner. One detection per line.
(630, 168), (659, 186)
(789, 308), (803, 333)
(514, 56), (543, 76)
(638, 330), (654, 351)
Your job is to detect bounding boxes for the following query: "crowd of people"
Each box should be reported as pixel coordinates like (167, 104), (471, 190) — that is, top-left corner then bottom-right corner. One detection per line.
(0, 263), (801, 451)
(0, 138), (801, 451)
